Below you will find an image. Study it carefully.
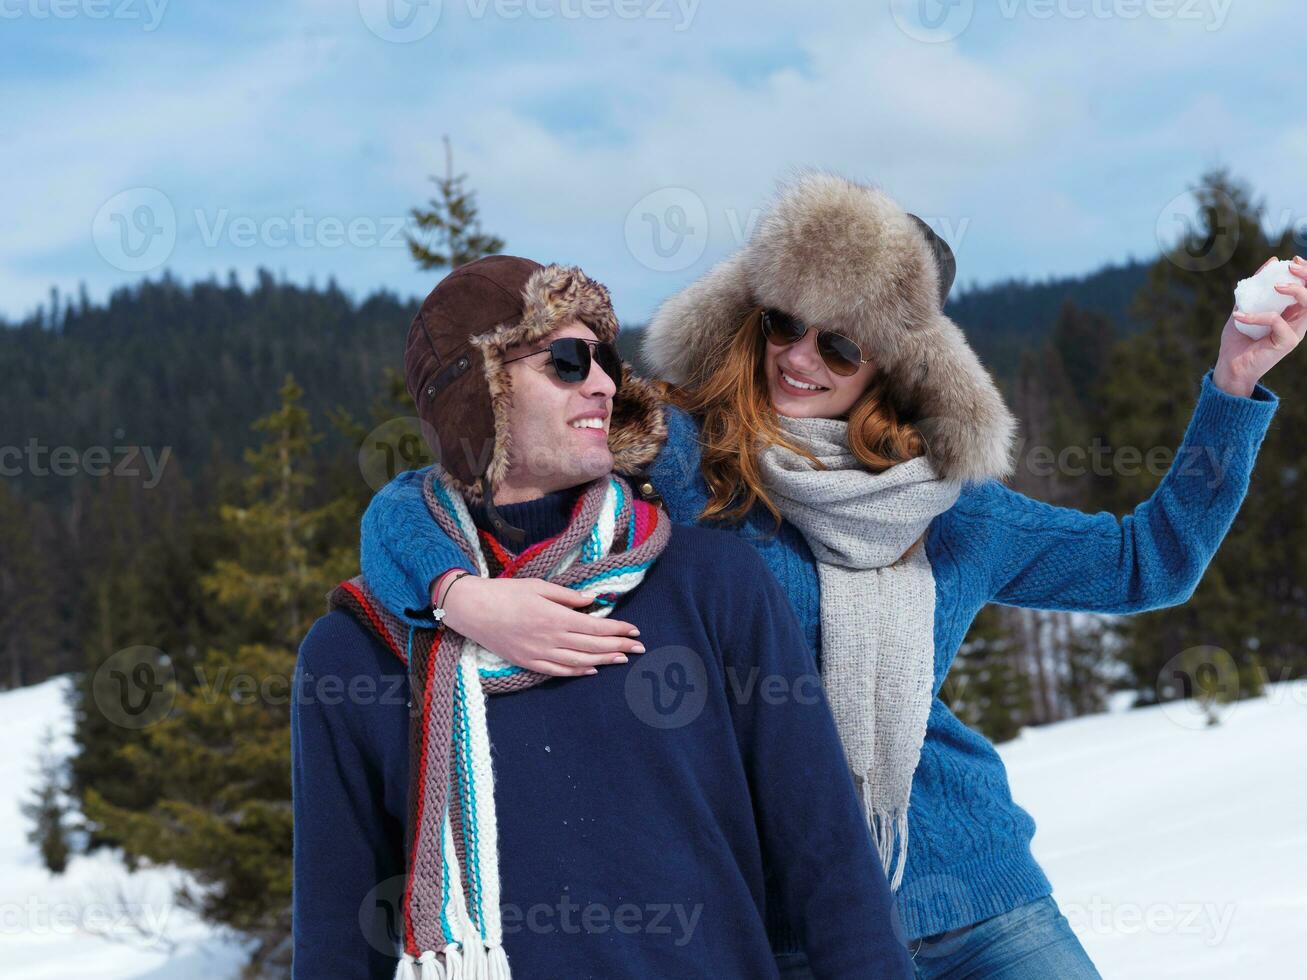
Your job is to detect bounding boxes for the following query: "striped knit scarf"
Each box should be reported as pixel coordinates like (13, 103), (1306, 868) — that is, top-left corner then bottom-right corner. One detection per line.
(330, 470), (670, 980)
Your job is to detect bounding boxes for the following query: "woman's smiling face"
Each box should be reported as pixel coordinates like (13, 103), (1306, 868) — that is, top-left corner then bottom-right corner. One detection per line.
(762, 318), (878, 419)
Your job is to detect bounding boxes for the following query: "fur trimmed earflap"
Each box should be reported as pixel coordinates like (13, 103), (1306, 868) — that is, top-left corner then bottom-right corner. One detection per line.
(641, 171), (1016, 484)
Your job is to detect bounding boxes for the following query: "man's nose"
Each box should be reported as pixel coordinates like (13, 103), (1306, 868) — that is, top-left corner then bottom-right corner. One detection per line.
(583, 353), (618, 397)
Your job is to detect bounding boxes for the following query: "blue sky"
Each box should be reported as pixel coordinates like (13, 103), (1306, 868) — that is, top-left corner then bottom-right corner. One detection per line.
(2, 0), (1301, 325)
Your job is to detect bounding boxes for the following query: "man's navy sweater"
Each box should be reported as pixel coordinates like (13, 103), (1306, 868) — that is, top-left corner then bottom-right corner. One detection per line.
(291, 484), (914, 979)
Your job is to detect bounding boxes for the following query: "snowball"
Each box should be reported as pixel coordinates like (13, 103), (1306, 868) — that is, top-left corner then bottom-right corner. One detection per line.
(1232, 260), (1296, 340)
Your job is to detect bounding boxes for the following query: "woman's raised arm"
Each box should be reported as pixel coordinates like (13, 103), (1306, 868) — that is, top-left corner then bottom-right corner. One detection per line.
(954, 374), (1276, 613)
(944, 260), (1304, 612)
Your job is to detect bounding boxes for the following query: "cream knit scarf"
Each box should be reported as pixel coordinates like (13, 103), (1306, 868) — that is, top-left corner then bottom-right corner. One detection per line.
(758, 415), (961, 890)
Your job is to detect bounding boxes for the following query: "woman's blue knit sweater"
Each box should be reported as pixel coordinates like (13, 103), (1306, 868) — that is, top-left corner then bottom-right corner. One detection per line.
(359, 369), (1278, 944)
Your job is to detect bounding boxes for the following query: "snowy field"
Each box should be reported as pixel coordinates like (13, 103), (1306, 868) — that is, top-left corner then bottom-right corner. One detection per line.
(0, 677), (253, 979)
(1002, 679), (1307, 979)
(1, 675), (1303, 978)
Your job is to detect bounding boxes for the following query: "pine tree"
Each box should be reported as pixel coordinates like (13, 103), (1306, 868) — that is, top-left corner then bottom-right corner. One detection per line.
(202, 375), (356, 647)
(82, 375), (356, 974)
(0, 483), (59, 689)
(1048, 300), (1115, 423)
(955, 298), (1120, 733)
(22, 726), (72, 874)
(1096, 170), (1301, 704)
(67, 462), (218, 851)
(407, 135), (506, 271)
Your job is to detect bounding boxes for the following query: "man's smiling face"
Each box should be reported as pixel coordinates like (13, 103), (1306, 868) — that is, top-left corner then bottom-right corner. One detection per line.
(494, 320), (618, 504)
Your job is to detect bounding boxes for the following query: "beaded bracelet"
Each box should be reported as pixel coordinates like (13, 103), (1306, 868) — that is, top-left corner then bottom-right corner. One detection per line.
(432, 571), (473, 625)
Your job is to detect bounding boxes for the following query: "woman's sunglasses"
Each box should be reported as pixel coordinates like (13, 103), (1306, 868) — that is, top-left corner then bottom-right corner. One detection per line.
(759, 308), (871, 377)
(502, 337), (624, 392)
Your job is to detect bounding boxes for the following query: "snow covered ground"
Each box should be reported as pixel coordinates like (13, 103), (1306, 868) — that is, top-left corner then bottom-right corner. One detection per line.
(1000, 678), (1307, 979)
(0, 676), (253, 979)
(1, 674), (1303, 978)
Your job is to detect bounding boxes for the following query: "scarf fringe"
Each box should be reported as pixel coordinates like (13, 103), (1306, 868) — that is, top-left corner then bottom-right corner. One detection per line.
(442, 943), (463, 980)
(421, 949), (446, 980)
(391, 940), (502, 980)
(487, 945), (512, 980)
(864, 783), (910, 892)
(460, 928), (487, 977)
(395, 951), (446, 980)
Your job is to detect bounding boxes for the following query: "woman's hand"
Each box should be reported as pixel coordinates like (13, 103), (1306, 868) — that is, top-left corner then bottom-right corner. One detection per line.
(1217, 255), (1307, 397)
(434, 572), (645, 677)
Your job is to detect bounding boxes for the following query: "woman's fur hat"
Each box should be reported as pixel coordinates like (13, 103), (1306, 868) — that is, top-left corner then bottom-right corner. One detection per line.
(641, 171), (1016, 483)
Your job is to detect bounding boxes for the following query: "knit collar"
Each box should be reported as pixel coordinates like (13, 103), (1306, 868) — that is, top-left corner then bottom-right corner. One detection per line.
(466, 484), (587, 549)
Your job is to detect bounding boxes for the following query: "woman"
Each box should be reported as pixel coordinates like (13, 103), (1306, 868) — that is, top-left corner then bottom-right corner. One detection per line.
(359, 173), (1298, 978)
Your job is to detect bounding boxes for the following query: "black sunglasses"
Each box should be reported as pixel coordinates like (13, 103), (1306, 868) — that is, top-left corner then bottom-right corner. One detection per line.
(502, 337), (624, 392)
(759, 308), (871, 377)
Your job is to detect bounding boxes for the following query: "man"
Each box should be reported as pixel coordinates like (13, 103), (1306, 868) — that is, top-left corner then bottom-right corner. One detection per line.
(291, 255), (913, 978)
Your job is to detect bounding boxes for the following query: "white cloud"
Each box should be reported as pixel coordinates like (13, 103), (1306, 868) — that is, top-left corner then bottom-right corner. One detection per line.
(2, 0), (1300, 321)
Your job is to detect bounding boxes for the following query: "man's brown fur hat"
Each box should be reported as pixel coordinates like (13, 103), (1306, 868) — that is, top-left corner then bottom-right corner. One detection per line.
(405, 255), (667, 512)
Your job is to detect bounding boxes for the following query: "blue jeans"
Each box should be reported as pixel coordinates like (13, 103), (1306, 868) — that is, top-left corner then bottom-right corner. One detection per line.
(774, 896), (1101, 979)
